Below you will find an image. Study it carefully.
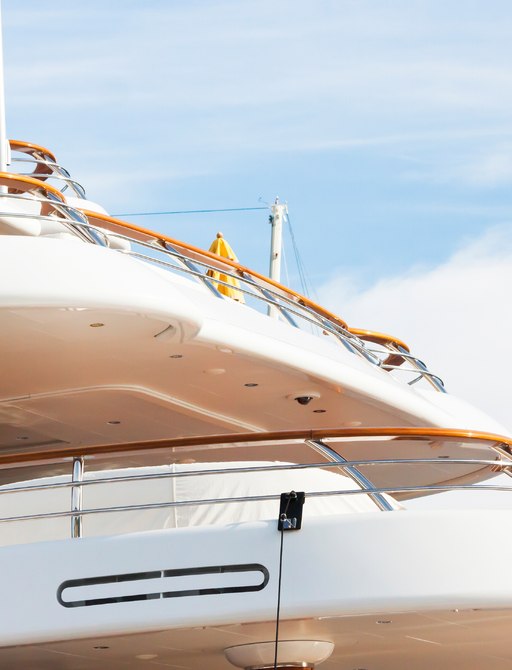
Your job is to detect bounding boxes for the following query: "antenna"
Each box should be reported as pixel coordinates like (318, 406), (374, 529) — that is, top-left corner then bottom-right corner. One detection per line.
(0, 0), (10, 172)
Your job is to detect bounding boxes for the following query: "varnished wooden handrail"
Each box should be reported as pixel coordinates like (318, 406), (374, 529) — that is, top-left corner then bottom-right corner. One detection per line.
(1, 427), (510, 468)
(80, 209), (351, 330)
(0, 171), (65, 201)
(82, 210), (418, 366)
(9, 139), (57, 163)
(347, 328), (410, 353)
(1, 147), (415, 362)
(9, 140), (57, 181)
(0, 150), (422, 367)
(348, 328), (410, 368)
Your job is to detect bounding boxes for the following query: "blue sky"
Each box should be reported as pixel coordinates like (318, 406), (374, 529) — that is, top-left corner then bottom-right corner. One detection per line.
(4, 1), (512, 428)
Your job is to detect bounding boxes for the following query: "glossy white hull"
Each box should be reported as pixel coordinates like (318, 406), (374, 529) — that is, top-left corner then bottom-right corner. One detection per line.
(2, 510), (512, 668)
(2, 152), (512, 670)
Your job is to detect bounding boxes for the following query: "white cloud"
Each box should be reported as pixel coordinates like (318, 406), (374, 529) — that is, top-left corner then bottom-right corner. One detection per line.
(5, 0), (512, 197)
(461, 147), (512, 186)
(402, 142), (512, 189)
(319, 225), (512, 431)
(7, 2), (512, 122)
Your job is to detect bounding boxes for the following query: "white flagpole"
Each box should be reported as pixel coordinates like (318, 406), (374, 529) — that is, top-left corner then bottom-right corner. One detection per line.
(0, 0), (10, 172)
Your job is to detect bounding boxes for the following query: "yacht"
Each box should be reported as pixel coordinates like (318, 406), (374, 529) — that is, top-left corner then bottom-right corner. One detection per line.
(1, 2), (512, 662)
(1, 139), (512, 670)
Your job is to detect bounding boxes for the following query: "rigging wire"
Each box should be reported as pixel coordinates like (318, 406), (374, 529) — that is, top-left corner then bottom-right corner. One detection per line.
(282, 238), (290, 288)
(285, 212), (317, 301)
(112, 206), (268, 217)
(112, 201), (319, 303)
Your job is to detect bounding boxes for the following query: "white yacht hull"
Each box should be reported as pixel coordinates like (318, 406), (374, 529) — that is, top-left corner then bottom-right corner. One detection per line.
(2, 510), (512, 668)
(1, 144), (512, 670)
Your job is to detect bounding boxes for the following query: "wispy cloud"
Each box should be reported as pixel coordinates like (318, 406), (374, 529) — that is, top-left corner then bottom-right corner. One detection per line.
(404, 143), (512, 188)
(460, 146), (512, 186)
(7, 2), (512, 121)
(4, 0), (512, 305)
(318, 225), (512, 431)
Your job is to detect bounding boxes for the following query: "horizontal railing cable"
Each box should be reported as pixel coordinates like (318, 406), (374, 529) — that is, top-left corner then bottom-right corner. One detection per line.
(0, 457), (507, 497)
(3, 483), (512, 526)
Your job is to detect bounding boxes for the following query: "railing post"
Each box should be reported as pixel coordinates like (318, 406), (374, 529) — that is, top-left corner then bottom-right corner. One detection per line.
(306, 439), (395, 511)
(162, 242), (224, 298)
(393, 345), (445, 392)
(71, 456), (84, 539)
(241, 272), (298, 327)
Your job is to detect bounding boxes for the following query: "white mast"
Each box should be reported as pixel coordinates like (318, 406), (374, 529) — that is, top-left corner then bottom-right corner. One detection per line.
(0, 0), (10, 172)
(268, 197), (288, 317)
(269, 197), (288, 283)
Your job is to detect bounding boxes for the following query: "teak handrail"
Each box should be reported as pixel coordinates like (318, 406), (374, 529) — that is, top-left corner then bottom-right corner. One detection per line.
(81, 209), (350, 329)
(3, 145), (413, 359)
(9, 139), (57, 163)
(1, 427), (510, 468)
(348, 328), (409, 353)
(0, 171), (65, 201)
(3, 149), (412, 362)
(81, 209), (411, 354)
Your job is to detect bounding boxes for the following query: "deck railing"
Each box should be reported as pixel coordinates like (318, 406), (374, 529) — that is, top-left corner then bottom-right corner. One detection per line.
(0, 144), (444, 390)
(0, 427), (511, 543)
(8, 139), (86, 198)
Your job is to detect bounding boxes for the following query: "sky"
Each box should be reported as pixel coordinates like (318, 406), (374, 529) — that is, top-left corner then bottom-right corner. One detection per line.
(3, 1), (512, 435)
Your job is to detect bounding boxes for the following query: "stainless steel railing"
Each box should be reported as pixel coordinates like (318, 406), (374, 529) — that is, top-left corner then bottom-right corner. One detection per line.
(111, 230), (445, 389)
(10, 156), (87, 198)
(0, 460), (510, 537)
(0, 428), (510, 542)
(0, 170), (444, 389)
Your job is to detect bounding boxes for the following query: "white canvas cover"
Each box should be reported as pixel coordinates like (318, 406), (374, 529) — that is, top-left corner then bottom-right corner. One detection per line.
(0, 462), (400, 546)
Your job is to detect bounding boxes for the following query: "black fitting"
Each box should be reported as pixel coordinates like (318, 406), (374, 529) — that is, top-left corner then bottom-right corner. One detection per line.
(278, 491), (305, 531)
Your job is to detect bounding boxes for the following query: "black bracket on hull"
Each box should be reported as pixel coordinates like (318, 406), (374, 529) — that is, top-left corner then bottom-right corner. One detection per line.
(278, 490), (305, 531)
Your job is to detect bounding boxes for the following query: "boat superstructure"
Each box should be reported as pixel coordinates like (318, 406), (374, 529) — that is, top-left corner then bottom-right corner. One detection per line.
(2, 141), (502, 444)
(2, 141), (512, 670)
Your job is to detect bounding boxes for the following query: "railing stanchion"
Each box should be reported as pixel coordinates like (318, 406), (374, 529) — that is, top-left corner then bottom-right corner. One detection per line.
(397, 345), (446, 392)
(305, 439), (395, 511)
(71, 456), (84, 539)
